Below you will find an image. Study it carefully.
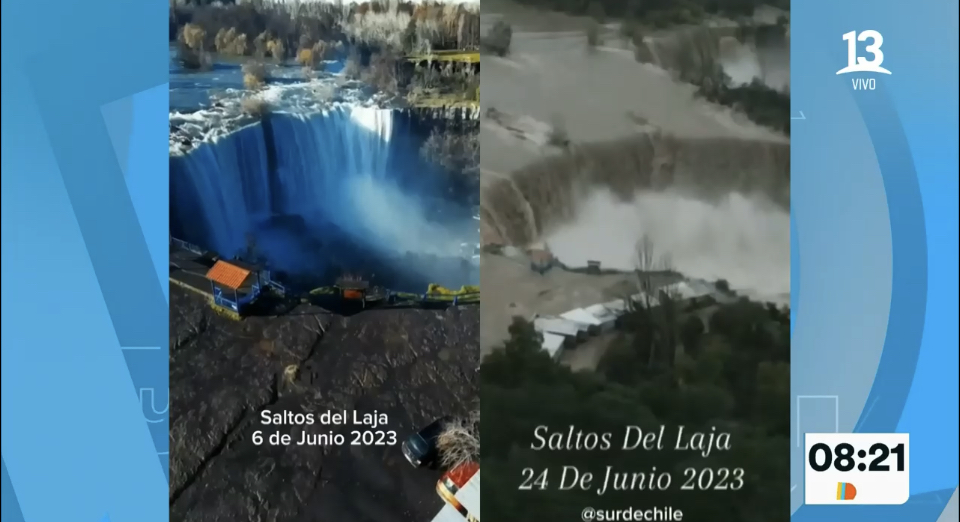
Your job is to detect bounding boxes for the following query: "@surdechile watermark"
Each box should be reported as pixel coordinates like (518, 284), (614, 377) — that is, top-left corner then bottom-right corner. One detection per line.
(580, 506), (684, 522)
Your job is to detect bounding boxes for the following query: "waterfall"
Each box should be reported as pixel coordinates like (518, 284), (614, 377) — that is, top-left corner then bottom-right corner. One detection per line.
(480, 131), (790, 302)
(481, 131), (789, 246)
(171, 106), (478, 291)
(639, 26), (789, 89)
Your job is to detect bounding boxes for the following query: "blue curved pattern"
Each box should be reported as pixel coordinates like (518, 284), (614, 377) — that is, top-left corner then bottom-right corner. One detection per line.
(850, 85), (927, 434)
(789, 205), (800, 328)
(791, 0), (959, 520)
(1, 458), (26, 522)
(1, 0), (169, 520)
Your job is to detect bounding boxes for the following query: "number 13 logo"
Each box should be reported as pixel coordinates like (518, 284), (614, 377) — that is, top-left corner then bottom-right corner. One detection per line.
(836, 30), (893, 75)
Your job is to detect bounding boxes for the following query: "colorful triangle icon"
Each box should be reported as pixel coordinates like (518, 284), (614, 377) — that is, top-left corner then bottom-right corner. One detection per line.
(836, 482), (858, 500)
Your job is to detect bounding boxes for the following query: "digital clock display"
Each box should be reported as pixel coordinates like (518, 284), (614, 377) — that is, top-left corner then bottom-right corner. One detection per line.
(807, 441), (906, 473)
(803, 433), (910, 505)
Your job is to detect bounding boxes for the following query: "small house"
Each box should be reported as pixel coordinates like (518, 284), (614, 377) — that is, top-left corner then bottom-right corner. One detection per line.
(533, 315), (583, 340)
(205, 259), (267, 316)
(559, 308), (601, 335)
(561, 304), (619, 334)
(335, 278), (370, 305)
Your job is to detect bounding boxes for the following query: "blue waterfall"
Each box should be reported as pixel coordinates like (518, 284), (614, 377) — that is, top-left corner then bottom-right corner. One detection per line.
(170, 106), (478, 291)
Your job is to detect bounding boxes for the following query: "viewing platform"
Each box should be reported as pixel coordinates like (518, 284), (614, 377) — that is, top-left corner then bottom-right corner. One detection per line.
(171, 237), (479, 318)
(170, 237), (282, 320)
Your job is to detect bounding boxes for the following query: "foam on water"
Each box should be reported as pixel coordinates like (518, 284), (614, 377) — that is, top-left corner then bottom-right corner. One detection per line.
(169, 75), (389, 155)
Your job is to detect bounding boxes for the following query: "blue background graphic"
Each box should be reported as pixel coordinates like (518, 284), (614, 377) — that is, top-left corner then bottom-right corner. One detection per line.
(1, 0), (957, 519)
(1, 0), (170, 519)
(791, 0), (958, 520)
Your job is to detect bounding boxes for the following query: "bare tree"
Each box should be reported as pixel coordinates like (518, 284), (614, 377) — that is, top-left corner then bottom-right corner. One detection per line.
(243, 61), (268, 90)
(634, 233), (672, 298)
(633, 234), (681, 368)
(420, 127), (479, 179)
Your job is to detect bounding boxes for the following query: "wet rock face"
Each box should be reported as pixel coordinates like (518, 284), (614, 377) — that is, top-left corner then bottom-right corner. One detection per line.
(169, 286), (479, 522)
(480, 131), (790, 248)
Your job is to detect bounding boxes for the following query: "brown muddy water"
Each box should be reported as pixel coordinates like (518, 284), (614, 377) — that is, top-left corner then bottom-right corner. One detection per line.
(480, 1), (790, 349)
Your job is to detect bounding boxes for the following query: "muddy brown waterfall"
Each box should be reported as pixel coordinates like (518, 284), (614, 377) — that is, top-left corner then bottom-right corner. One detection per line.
(481, 130), (789, 247)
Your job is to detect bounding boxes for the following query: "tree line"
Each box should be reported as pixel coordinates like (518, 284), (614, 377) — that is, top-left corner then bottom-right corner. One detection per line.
(480, 282), (790, 521)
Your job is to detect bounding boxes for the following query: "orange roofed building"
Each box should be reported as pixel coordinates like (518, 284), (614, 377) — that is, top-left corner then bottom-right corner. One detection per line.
(205, 259), (268, 315)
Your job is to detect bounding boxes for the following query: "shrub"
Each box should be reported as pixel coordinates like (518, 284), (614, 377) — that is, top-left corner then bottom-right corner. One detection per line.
(362, 51), (400, 95)
(697, 78), (791, 135)
(176, 40), (212, 71)
(180, 23), (206, 50)
(297, 40), (333, 69)
(241, 96), (270, 118)
(436, 411), (479, 469)
(242, 61), (267, 90)
(253, 32), (269, 58)
(266, 38), (285, 60)
(297, 47), (316, 67)
(214, 27), (249, 56)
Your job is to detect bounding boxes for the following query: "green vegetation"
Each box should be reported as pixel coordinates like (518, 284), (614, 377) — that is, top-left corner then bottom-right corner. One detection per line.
(481, 291), (790, 521)
(172, 1), (481, 103)
(171, 1), (480, 56)
(403, 57), (479, 106)
(698, 77), (791, 135)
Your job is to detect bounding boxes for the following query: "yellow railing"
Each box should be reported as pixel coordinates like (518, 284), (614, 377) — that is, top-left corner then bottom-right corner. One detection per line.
(309, 283), (480, 305)
(406, 51), (480, 64)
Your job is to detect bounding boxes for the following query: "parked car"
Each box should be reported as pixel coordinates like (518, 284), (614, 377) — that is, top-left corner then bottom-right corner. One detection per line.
(402, 416), (452, 468)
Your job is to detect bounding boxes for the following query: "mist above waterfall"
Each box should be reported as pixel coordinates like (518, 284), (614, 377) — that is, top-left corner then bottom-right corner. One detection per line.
(480, 130), (789, 302)
(171, 106), (478, 291)
(546, 189), (789, 304)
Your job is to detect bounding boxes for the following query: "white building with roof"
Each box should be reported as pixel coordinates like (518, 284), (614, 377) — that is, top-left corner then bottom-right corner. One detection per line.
(533, 316), (584, 338)
(540, 332), (566, 360)
(527, 277), (733, 362)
